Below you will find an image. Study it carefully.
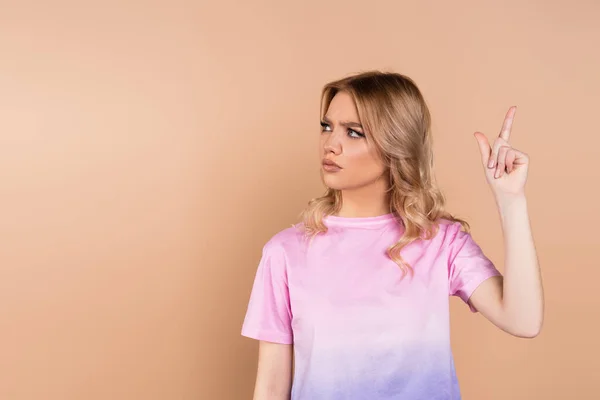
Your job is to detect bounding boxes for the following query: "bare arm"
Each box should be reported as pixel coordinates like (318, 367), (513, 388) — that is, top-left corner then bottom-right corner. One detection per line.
(469, 195), (544, 338)
(471, 106), (544, 338)
(252, 341), (293, 400)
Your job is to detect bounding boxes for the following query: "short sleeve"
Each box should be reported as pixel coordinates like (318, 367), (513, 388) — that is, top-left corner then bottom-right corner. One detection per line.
(447, 225), (502, 313)
(241, 240), (294, 344)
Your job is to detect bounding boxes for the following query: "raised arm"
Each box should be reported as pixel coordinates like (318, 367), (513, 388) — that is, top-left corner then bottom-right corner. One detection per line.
(470, 106), (544, 338)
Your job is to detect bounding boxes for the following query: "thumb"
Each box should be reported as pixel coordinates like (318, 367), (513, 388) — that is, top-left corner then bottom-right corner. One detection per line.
(473, 132), (491, 166)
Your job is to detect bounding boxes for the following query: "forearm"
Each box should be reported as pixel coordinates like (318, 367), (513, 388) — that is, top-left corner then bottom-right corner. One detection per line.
(497, 194), (544, 337)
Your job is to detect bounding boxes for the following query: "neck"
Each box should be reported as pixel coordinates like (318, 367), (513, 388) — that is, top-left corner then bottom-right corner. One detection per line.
(336, 176), (391, 218)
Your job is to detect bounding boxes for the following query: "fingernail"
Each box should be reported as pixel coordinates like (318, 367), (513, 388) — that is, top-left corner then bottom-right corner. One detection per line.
(488, 159), (495, 168)
(494, 169), (500, 178)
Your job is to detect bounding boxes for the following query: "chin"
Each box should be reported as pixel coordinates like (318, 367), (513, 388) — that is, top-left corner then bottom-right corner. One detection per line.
(321, 173), (345, 190)
(321, 174), (354, 191)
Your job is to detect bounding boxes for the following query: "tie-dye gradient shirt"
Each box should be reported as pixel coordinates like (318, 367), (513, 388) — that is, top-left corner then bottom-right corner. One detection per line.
(241, 213), (501, 400)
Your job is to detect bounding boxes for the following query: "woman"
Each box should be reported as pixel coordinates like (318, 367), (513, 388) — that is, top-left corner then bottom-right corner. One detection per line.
(241, 71), (544, 399)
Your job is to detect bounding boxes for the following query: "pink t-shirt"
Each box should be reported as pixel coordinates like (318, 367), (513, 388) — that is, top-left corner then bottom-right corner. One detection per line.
(241, 213), (501, 399)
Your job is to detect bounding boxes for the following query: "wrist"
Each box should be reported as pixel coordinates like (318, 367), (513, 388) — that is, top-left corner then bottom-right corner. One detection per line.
(496, 193), (528, 220)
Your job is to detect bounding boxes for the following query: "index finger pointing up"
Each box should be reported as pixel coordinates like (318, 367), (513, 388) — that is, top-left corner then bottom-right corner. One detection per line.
(499, 106), (517, 141)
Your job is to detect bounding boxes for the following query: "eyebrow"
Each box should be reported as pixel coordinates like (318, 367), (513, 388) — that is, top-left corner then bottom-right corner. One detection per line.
(322, 116), (363, 129)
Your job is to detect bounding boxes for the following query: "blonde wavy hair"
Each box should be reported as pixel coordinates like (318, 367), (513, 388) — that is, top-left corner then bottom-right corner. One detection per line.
(298, 70), (470, 277)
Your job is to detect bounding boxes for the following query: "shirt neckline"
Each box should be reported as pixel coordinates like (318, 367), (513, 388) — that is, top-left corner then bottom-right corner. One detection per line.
(323, 212), (399, 228)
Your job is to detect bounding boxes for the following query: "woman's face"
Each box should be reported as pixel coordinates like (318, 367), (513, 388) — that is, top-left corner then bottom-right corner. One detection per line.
(319, 91), (387, 191)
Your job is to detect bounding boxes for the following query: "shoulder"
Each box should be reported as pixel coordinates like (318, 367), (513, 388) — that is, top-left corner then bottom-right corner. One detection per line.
(434, 218), (469, 244)
(262, 223), (307, 255)
(434, 218), (490, 264)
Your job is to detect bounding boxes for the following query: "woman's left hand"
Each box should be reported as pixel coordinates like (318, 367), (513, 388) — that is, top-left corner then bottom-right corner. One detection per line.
(474, 106), (529, 199)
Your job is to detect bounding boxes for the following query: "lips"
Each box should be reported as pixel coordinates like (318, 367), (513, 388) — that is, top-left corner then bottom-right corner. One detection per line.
(322, 159), (341, 168)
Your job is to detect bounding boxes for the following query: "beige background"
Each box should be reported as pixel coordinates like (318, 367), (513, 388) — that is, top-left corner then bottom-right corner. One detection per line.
(1, 0), (598, 399)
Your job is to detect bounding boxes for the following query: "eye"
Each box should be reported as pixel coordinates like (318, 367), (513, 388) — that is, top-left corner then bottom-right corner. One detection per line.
(320, 121), (331, 132)
(348, 129), (365, 139)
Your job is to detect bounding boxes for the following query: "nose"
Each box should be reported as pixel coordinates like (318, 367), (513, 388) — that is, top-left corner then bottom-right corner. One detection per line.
(323, 131), (342, 155)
